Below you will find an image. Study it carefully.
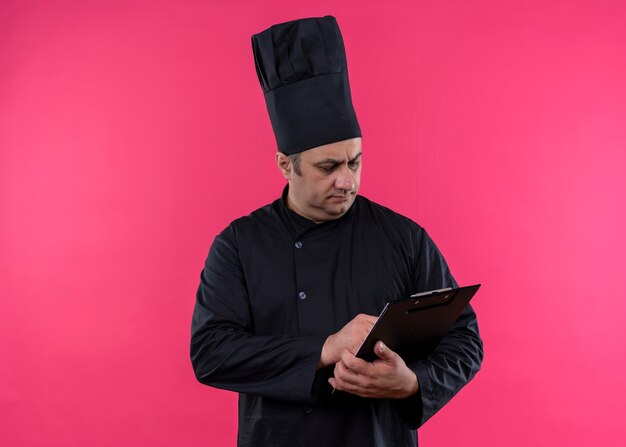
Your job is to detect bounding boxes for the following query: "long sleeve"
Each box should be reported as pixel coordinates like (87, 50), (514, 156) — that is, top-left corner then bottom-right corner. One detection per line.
(398, 229), (484, 428)
(190, 197), (482, 446)
(190, 225), (326, 403)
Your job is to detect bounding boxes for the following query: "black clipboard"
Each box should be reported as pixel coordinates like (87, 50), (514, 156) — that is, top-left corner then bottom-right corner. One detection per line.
(355, 284), (481, 362)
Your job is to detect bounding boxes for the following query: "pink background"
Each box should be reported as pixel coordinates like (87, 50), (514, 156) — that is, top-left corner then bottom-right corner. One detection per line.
(2, 1), (625, 445)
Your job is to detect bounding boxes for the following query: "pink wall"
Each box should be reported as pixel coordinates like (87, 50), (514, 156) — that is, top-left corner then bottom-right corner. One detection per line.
(2, 1), (625, 445)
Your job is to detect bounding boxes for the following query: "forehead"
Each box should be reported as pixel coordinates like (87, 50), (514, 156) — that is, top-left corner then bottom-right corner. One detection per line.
(301, 137), (362, 162)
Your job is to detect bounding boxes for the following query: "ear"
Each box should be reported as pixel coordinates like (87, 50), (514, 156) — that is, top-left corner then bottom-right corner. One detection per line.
(276, 152), (292, 181)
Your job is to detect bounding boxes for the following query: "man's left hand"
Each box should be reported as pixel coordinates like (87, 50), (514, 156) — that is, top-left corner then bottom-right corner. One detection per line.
(328, 341), (419, 399)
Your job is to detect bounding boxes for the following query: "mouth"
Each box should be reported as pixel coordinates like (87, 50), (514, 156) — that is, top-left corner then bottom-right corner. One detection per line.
(329, 194), (352, 202)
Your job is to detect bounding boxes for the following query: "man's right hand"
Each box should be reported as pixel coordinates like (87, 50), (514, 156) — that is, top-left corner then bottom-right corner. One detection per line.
(318, 314), (378, 368)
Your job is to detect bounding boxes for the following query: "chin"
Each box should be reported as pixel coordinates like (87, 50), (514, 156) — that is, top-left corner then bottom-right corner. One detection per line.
(328, 202), (354, 217)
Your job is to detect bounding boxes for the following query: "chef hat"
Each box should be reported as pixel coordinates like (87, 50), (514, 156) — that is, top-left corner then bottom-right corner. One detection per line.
(251, 15), (361, 155)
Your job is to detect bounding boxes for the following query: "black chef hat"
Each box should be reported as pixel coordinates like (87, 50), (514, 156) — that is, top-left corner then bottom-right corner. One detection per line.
(251, 15), (361, 155)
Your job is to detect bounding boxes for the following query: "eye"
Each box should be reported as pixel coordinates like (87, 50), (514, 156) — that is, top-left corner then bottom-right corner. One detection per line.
(348, 160), (360, 170)
(320, 165), (337, 173)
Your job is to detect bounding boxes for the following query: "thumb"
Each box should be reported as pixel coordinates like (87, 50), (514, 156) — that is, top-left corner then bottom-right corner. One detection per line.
(374, 341), (396, 363)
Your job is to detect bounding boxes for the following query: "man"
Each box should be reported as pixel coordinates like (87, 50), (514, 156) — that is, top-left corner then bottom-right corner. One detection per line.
(191, 16), (483, 446)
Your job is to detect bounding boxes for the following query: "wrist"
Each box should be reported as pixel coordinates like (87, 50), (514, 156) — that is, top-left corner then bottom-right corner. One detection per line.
(404, 371), (419, 397)
(318, 334), (336, 368)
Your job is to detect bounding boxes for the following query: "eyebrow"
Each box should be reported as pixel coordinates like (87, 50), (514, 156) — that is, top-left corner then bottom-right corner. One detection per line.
(314, 152), (362, 166)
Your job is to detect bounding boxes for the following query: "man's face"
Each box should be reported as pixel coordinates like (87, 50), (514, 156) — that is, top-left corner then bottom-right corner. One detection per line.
(277, 137), (362, 223)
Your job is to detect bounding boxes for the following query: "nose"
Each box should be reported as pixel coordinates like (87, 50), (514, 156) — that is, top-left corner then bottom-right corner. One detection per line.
(334, 165), (355, 191)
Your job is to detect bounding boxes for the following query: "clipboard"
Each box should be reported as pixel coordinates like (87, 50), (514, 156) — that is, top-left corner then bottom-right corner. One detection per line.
(355, 284), (481, 362)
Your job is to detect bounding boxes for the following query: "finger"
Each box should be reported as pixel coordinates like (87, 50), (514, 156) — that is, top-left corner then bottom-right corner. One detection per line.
(374, 341), (398, 364)
(334, 360), (357, 380)
(334, 361), (366, 387)
(333, 371), (365, 393)
(340, 350), (370, 374)
(362, 315), (378, 325)
(355, 314), (378, 326)
(332, 372), (379, 398)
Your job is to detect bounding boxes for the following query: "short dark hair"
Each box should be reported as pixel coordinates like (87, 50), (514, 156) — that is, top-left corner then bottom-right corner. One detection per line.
(288, 153), (302, 176)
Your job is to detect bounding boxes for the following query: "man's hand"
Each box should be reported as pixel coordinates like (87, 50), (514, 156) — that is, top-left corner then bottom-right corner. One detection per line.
(328, 341), (419, 399)
(318, 314), (377, 368)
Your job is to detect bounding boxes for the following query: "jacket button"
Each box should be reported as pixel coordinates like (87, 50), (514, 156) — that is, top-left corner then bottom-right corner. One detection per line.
(298, 291), (307, 300)
(295, 241), (303, 249)
(304, 405), (313, 414)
